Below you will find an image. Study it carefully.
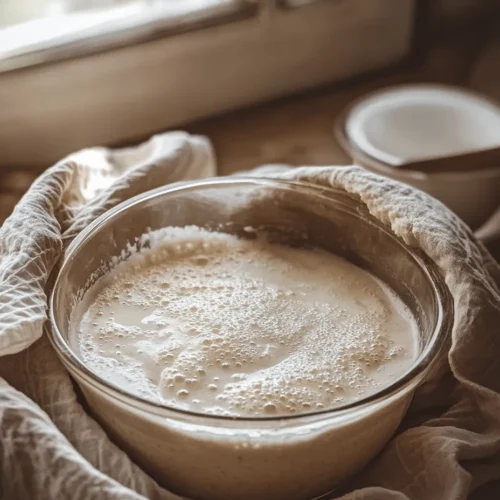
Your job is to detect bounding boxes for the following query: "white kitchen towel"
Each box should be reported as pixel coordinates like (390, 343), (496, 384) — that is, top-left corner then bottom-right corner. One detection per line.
(0, 132), (500, 500)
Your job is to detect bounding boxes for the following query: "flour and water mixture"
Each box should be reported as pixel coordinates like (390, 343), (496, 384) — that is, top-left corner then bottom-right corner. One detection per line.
(72, 226), (418, 417)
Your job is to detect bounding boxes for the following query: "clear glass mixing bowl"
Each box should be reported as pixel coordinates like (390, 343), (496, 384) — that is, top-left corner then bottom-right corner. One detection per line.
(49, 177), (453, 500)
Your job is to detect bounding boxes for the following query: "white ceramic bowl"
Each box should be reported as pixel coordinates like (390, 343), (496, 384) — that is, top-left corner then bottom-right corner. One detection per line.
(336, 84), (500, 229)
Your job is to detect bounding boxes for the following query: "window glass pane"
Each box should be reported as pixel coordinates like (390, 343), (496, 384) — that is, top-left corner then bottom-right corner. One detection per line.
(0, 0), (254, 70)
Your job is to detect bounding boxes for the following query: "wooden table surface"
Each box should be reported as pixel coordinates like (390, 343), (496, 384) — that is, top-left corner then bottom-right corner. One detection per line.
(0, 27), (495, 224)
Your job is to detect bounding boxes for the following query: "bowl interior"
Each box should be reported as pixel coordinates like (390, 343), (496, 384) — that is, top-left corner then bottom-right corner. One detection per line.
(51, 178), (449, 419)
(344, 85), (500, 165)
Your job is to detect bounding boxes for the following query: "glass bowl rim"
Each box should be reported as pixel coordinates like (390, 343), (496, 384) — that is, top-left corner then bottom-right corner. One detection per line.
(48, 176), (453, 423)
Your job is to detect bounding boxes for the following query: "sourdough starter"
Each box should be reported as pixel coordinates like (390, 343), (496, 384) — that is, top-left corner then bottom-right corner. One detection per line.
(72, 226), (418, 417)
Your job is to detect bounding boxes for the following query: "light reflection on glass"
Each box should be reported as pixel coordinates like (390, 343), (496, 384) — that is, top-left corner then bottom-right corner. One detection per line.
(0, 0), (249, 69)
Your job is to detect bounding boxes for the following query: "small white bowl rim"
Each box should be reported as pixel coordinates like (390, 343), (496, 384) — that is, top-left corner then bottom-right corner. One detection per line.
(337, 83), (500, 180)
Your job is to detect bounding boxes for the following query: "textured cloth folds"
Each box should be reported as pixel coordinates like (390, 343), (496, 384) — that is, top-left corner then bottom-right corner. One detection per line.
(0, 133), (500, 500)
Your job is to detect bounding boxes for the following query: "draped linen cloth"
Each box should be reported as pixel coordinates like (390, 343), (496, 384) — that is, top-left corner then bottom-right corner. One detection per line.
(0, 132), (499, 500)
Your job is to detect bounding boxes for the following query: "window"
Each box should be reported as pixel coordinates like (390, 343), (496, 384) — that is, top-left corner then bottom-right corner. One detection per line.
(1, 0), (255, 71)
(0, 0), (415, 168)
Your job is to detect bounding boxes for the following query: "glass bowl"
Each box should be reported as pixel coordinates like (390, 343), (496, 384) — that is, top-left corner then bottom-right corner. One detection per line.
(49, 177), (453, 500)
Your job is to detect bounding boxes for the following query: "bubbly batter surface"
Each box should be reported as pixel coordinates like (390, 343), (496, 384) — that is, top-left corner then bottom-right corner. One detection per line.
(72, 226), (418, 417)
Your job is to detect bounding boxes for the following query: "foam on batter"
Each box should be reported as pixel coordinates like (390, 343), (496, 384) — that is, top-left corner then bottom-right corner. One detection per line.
(72, 226), (419, 417)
